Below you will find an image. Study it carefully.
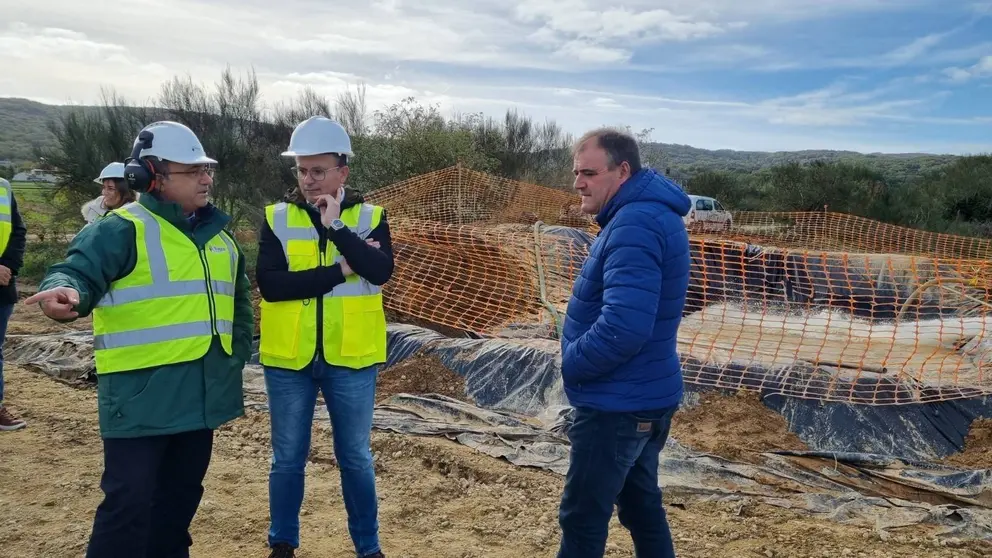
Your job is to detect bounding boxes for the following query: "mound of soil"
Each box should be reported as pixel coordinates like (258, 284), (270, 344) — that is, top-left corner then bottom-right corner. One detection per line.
(377, 353), (470, 403)
(945, 419), (992, 469)
(671, 391), (809, 463)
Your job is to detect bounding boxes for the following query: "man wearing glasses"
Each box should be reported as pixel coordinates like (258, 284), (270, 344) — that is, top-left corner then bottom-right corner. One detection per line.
(25, 121), (255, 558)
(255, 116), (394, 558)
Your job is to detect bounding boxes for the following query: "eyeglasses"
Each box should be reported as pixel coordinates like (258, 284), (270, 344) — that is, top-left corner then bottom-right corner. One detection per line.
(169, 167), (216, 179)
(292, 166), (341, 181)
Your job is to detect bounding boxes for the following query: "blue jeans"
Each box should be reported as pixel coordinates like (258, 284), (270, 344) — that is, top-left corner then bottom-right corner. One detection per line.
(264, 360), (380, 557)
(0, 303), (14, 404)
(557, 405), (679, 558)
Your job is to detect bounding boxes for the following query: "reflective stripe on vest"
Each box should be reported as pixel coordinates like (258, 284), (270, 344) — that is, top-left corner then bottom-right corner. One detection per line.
(270, 202), (382, 297)
(92, 202), (237, 372)
(94, 319), (234, 350)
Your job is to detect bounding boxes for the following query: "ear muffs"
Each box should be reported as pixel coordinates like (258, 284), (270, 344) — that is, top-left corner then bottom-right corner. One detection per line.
(123, 130), (157, 193)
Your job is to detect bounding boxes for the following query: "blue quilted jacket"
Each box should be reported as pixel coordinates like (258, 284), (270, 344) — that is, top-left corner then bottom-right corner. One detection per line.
(560, 168), (692, 412)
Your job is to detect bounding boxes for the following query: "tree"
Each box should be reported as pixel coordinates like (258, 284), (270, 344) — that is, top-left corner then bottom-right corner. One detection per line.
(31, 65), (992, 241)
(463, 109), (574, 189)
(37, 88), (156, 227)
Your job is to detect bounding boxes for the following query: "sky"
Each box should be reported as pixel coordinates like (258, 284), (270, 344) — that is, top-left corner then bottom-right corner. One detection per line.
(2, 0), (991, 154)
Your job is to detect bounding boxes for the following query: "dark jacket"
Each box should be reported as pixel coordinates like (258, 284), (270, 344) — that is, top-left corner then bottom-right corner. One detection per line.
(0, 192), (27, 306)
(38, 195), (253, 438)
(560, 168), (692, 412)
(255, 186), (394, 360)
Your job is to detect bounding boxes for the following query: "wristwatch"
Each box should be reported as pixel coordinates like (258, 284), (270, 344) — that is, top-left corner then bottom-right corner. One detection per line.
(329, 219), (346, 231)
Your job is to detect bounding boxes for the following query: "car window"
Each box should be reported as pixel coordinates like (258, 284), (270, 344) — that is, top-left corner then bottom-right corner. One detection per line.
(696, 199), (714, 211)
(714, 200), (725, 211)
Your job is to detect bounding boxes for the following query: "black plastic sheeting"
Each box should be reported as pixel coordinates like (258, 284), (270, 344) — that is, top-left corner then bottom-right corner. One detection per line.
(373, 324), (992, 538)
(6, 326), (992, 537)
(7, 325), (990, 465)
(381, 323), (992, 463)
(383, 325), (563, 416)
(685, 240), (953, 321)
(532, 227), (956, 324)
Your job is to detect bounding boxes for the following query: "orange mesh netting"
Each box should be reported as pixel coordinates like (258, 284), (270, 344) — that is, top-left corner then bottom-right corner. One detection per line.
(365, 166), (992, 405)
(700, 211), (992, 261)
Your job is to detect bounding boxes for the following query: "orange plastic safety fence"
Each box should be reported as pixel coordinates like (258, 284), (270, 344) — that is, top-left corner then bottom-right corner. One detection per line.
(366, 166), (992, 405)
(709, 211), (992, 261)
(367, 165), (595, 230)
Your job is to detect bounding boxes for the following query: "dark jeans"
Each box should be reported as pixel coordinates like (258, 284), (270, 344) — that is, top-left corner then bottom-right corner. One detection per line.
(86, 429), (214, 558)
(557, 405), (678, 558)
(0, 303), (14, 404)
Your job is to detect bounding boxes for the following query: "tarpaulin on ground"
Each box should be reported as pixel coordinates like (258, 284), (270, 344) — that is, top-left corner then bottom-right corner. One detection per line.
(685, 239), (972, 321)
(7, 325), (990, 462)
(6, 326), (992, 538)
(365, 393), (992, 539)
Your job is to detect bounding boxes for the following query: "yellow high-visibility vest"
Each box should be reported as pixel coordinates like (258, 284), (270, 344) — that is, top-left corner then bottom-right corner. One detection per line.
(258, 201), (387, 371)
(0, 181), (12, 256)
(92, 202), (238, 374)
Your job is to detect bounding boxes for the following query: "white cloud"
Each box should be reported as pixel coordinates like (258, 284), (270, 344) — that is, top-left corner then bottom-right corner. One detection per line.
(880, 33), (947, 65)
(515, 3), (727, 42)
(553, 41), (631, 64)
(973, 2), (992, 14)
(943, 55), (992, 82)
(0, 22), (128, 61)
(265, 71), (431, 111)
(788, 29), (986, 71)
(0, 0), (989, 155)
(0, 22), (175, 103)
(589, 97), (623, 109)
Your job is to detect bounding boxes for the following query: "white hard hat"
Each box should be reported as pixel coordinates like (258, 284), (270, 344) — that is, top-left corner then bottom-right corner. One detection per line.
(281, 116), (353, 158)
(135, 121), (217, 165)
(94, 162), (126, 184)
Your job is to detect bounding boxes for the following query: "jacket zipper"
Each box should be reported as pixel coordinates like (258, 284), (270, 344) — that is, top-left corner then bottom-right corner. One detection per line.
(195, 234), (216, 428)
(317, 227), (326, 363)
(198, 248), (218, 336)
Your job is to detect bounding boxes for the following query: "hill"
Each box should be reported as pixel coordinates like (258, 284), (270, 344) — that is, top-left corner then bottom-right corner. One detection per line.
(0, 97), (962, 181)
(640, 143), (959, 184)
(0, 97), (102, 164)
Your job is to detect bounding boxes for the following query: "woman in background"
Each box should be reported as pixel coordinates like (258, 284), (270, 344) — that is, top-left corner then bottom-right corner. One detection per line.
(81, 162), (137, 224)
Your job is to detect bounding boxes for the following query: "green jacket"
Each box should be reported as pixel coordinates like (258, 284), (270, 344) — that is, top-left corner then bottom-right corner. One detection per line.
(39, 195), (253, 439)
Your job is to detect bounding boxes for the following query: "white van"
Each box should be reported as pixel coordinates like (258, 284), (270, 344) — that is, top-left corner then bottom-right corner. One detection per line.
(685, 195), (733, 232)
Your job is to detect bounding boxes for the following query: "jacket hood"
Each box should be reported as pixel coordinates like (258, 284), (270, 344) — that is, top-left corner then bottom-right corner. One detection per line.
(596, 168), (692, 227)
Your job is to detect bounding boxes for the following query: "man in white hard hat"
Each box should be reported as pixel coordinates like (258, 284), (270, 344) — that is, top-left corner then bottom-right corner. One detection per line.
(0, 177), (27, 432)
(255, 115), (394, 558)
(81, 162), (138, 224)
(25, 121), (254, 558)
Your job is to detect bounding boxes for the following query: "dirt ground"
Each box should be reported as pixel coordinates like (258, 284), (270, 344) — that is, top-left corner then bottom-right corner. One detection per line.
(670, 391), (809, 464)
(2, 303), (991, 558)
(946, 419), (992, 469)
(376, 353), (471, 404)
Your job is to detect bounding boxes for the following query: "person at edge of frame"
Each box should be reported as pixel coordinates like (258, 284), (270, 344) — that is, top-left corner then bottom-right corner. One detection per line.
(0, 176), (27, 432)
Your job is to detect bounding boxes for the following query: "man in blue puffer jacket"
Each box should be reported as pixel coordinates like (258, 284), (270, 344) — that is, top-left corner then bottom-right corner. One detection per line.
(557, 128), (691, 558)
